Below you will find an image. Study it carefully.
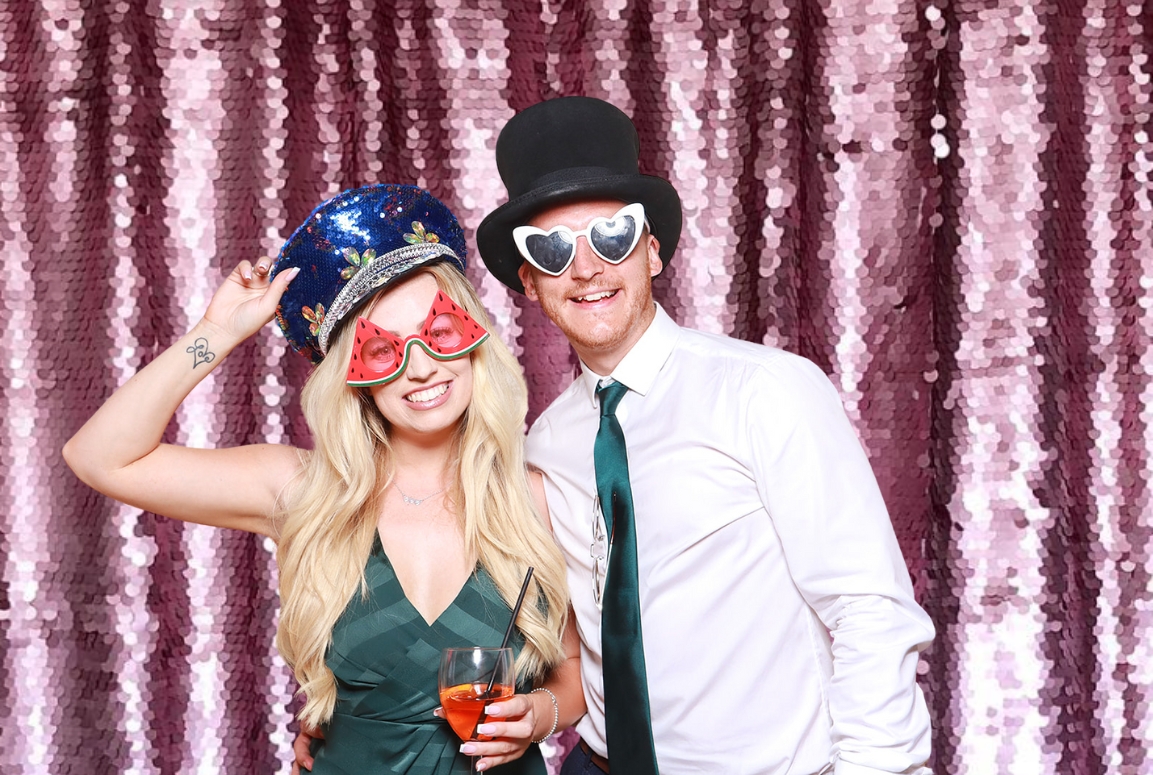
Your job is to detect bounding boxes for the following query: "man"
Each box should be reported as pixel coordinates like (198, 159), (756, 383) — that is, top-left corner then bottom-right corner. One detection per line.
(473, 97), (934, 775)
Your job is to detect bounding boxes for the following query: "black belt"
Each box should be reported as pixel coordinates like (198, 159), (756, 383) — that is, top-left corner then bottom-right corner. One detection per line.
(578, 739), (611, 773)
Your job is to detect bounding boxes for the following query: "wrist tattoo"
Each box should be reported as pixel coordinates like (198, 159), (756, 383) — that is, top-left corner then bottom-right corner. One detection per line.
(186, 337), (216, 368)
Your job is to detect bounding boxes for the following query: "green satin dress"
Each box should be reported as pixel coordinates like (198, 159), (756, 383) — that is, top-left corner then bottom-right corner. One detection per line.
(307, 533), (547, 775)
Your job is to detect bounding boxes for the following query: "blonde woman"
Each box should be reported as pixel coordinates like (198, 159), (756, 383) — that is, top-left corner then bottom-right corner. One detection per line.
(63, 185), (583, 774)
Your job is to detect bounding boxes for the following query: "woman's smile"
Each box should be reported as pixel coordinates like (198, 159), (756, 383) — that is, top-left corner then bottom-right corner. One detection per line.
(404, 380), (453, 407)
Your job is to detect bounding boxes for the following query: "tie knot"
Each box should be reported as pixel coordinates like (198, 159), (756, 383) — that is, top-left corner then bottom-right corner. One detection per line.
(597, 381), (629, 417)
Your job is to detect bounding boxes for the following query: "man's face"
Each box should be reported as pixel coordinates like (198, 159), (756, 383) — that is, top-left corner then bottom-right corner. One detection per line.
(517, 198), (663, 374)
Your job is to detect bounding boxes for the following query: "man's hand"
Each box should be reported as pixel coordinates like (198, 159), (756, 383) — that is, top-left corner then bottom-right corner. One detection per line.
(290, 724), (324, 774)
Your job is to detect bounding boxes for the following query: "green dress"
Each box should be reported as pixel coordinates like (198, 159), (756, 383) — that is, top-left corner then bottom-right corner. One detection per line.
(307, 533), (548, 775)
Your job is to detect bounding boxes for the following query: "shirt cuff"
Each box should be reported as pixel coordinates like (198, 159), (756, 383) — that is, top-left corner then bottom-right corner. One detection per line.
(835, 761), (933, 775)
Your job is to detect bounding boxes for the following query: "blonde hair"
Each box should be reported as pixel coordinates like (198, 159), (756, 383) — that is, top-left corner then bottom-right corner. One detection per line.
(275, 262), (569, 728)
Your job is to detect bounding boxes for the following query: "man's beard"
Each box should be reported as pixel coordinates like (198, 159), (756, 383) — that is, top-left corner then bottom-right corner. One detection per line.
(537, 283), (653, 360)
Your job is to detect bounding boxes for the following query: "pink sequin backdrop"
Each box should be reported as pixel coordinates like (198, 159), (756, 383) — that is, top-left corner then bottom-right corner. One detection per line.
(2, 1), (1150, 773)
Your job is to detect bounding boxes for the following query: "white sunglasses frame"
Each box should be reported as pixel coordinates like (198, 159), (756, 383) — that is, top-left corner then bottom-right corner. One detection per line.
(512, 202), (647, 276)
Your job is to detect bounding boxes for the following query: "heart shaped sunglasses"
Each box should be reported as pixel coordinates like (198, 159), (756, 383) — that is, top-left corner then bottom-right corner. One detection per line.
(512, 202), (646, 276)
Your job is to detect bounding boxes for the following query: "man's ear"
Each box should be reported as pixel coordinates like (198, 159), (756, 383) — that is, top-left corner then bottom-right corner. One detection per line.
(647, 235), (663, 278)
(517, 262), (539, 301)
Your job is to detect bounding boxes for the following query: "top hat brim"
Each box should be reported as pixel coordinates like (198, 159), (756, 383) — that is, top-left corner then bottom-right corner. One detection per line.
(477, 172), (682, 294)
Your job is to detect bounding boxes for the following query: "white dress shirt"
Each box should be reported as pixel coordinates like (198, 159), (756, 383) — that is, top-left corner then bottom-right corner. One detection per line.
(527, 305), (934, 775)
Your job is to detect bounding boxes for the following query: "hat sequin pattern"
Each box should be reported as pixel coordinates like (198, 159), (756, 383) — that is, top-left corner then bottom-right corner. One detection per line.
(272, 185), (467, 363)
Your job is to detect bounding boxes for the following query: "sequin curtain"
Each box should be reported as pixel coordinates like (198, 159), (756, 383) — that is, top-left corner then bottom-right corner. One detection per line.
(2, 1), (1150, 773)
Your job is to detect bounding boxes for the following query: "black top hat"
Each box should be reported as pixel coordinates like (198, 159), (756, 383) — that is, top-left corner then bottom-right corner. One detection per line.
(477, 97), (682, 294)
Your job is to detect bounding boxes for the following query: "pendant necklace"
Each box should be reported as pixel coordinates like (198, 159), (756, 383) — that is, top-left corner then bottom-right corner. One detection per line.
(394, 482), (445, 506)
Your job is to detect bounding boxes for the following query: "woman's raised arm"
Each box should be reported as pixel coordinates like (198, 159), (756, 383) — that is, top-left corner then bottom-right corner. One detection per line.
(63, 259), (303, 536)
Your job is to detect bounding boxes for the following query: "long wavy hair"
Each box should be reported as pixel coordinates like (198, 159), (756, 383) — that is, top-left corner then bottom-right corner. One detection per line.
(274, 262), (569, 728)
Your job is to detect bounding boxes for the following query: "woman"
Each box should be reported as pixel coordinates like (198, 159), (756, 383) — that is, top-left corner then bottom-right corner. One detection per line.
(63, 185), (584, 774)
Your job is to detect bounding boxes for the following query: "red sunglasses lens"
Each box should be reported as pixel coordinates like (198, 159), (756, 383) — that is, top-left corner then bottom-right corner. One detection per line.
(361, 337), (399, 373)
(426, 313), (465, 350)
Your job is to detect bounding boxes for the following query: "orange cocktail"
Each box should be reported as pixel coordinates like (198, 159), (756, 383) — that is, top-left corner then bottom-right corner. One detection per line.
(439, 681), (514, 741)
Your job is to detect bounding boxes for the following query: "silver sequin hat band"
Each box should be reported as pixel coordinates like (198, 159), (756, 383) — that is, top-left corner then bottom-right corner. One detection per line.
(317, 242), (460, 355)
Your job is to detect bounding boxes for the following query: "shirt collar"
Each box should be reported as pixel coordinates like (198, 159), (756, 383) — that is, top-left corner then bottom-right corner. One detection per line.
(576, 303), (680, 408)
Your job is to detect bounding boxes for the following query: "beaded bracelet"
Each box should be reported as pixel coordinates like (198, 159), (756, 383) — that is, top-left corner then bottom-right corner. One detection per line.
(529, 687), (559, 744)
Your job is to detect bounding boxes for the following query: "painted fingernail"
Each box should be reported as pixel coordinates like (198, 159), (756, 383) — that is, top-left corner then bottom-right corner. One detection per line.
(286, 267), (301, 280)
(475, 723), (496, 735)
(459, 743), (477, 755)
(475, 762), (488, 772)
(483, 705), (500, 715)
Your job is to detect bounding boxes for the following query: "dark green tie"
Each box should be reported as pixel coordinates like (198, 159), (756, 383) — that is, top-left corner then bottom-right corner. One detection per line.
(595, 381), (659, 774)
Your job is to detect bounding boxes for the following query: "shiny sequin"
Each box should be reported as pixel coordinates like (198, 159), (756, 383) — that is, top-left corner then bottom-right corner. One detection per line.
(3, 1), (1151, 773)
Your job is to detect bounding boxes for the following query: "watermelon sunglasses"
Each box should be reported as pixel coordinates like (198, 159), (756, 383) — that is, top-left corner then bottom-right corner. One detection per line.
(345, 290), (490, 387)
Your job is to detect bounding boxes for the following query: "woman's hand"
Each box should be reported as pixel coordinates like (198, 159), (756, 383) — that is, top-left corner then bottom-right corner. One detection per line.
(444, 610), (584, 770)
(202, 258), (299, 345)
(290, 723), (324, 774)
(434, 691), (550, 772)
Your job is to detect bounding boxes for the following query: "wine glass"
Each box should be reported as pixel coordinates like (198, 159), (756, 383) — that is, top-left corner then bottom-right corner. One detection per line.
(438, 646), (514, 772)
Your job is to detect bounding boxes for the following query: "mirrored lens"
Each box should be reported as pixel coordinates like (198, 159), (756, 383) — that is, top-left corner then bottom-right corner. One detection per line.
(361, 337), (399, 373)
(426, 313), (464, 350)
(589, 215), (638, 262)
(524, 231), (576, 274)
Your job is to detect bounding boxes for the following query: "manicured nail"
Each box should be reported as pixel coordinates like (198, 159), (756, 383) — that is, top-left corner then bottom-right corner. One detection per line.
(483, 704), (500, 715)
(459, 743), (477, 755)
(286, 267), (301, 280)
(475, 723), (496, 735)
(475, 761), (488, 771)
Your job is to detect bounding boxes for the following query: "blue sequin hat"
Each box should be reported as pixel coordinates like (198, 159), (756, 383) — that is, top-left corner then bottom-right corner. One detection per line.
(270, 184), (467, 363)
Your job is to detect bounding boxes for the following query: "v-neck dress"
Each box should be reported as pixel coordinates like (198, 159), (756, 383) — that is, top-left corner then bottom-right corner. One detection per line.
(306, 534), (547, 775)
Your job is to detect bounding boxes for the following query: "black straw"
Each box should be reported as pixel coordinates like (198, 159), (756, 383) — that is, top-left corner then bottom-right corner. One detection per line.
(484, 566), (534, 697)
(470, 567), (535, 740)
(500, 566), (535, 650)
